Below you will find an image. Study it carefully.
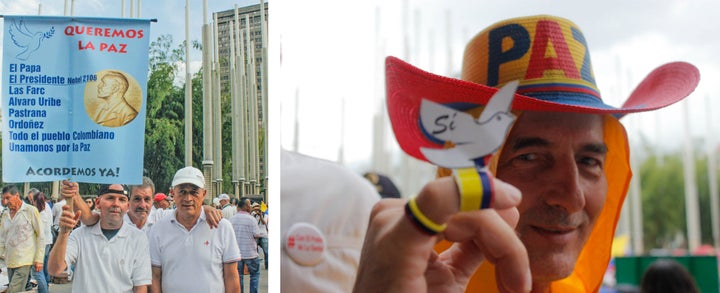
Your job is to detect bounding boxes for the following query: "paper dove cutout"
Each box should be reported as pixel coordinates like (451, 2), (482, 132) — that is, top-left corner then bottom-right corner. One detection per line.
(9, 19), (55, 61)
(419, 81), (518, 169)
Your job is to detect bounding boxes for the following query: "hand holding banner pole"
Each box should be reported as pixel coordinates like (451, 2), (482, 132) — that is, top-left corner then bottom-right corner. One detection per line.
(60, 180), (78, 233)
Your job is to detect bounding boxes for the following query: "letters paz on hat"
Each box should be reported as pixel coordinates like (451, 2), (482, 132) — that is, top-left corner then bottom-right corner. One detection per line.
(384, 14), (700, 293)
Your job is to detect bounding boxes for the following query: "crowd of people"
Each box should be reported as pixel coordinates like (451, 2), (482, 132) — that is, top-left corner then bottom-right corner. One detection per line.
(0, 166), (269, 293)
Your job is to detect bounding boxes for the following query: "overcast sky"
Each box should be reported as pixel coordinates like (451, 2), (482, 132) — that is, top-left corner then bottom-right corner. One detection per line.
(2, 0), (718, 192)
(0, 0), (260, 81)
(276, 0), (720, 180)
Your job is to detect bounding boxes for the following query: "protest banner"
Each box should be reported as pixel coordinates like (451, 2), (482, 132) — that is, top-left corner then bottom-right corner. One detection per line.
(2, 16), (151, 184)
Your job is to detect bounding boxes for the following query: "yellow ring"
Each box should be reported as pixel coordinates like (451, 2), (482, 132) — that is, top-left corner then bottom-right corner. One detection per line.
(454, 168), (484, 212)
(408, 197), (446, 233)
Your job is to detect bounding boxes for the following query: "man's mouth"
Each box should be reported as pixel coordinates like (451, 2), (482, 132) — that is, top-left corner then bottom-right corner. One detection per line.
(529, 225), (578, 244)
(534, 225), (575, 233)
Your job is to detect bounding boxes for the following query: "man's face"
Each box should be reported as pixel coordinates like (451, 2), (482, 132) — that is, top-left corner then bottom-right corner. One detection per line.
(128, 186), (153, 223)
(1, 192), (22, 210)
(173, 183), (206, 219)
(97, 184), (130, 228)
(97, 77), (116, 99)
(496, 112), (608, 283)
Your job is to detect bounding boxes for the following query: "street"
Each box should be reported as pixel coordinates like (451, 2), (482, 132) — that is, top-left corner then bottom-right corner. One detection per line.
(2, 266), (269, 293)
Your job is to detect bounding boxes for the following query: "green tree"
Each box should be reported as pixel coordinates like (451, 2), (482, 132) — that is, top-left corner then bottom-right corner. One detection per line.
(143, 35), (185, 191)
(639, 147), (718, 253)
(144, 35), (243, 195)
(640, 153), (686, 251)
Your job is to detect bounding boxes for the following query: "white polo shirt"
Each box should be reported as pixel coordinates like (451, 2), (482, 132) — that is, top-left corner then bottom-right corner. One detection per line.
(222, 204), (237, 219)
(65, 221), (151, 293)
(148, 209), (241, 292)
(51, 199), (66, 226)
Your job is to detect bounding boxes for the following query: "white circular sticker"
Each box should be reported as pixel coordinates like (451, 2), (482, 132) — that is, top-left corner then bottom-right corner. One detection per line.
(284, 222), (326, 266)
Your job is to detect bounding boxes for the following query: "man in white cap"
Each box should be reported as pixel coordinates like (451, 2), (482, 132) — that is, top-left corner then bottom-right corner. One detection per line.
(148, 166), (241, 293)
(219, 194), (235, 219)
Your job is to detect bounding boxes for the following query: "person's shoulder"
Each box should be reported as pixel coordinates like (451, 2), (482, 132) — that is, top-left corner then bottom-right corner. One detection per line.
(53, 200), (66, 208)
(281, 149), (380, 209)
(122, 222), (145, 234)
(153, 212), (175, 227)
(282, 150), (353, 176)
(121, 223), (149, 242)
(217, 218), (234, 229)
(69, 224), (92, 237)
(232, 212), (253, 222)
(147, 212), (175, 234)
(24, 203), (39, 213)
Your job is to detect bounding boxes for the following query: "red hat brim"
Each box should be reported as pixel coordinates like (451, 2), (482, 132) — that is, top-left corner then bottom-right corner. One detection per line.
(385, 56), (699, 162)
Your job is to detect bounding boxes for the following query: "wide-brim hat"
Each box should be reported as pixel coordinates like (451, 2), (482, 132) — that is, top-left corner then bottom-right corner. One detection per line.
(386, 15), (699, 163)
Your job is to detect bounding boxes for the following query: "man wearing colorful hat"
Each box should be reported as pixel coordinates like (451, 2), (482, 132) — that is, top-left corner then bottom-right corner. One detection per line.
(354, 15), (699, 293)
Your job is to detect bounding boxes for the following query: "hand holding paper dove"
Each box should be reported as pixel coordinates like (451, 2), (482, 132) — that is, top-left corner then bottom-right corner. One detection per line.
(419, 80), (518, 170)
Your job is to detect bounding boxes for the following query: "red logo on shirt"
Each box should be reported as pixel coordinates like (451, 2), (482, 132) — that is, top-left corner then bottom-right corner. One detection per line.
(204, 240), (209, 246)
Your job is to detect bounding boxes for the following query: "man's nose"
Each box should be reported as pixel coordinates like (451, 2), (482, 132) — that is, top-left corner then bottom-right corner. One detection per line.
(543, 155), (585, 213)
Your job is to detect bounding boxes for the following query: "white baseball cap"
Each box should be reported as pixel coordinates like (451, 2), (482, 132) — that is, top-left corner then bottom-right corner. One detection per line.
(172, 166), (205, 188)
(218, 193), (230, 200)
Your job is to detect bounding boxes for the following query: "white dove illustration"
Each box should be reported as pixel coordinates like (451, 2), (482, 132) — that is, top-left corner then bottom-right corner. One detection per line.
(419, 80), (518, 169)
(9, 19), (55, 61)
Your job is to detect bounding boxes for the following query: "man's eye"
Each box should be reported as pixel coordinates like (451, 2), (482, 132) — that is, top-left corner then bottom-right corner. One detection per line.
(517, 153), (537, 161)
(580, 157), (602, 168)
